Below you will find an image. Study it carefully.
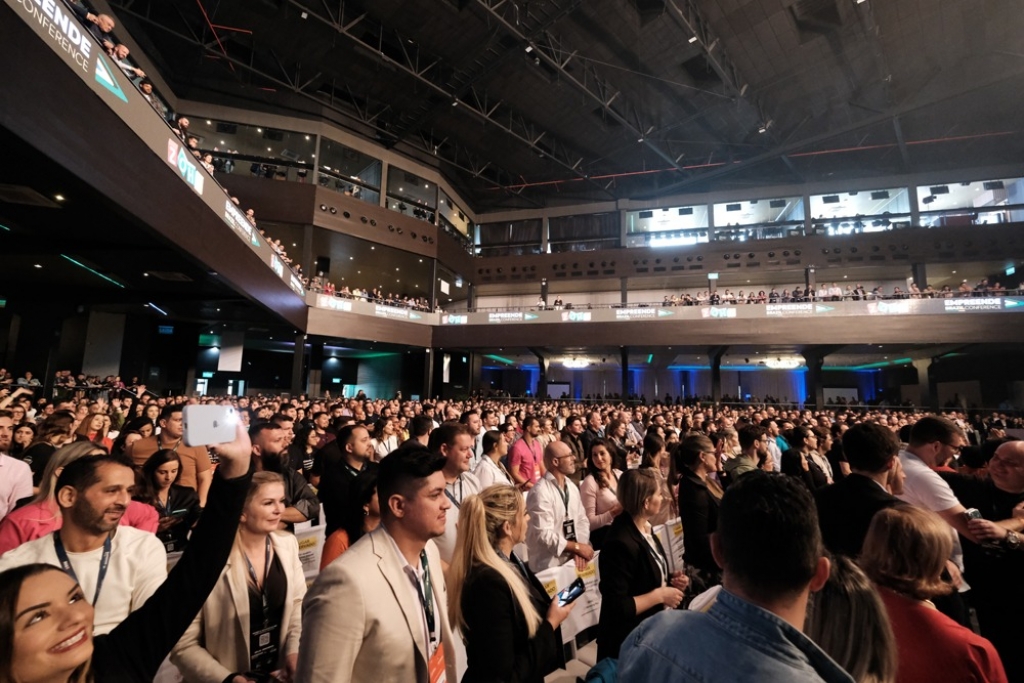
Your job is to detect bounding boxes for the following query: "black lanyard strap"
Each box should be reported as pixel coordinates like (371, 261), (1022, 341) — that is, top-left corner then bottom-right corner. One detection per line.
(244, 537), (273, 626)
(53, 532), (112, 605)
(444, 476), (464, 509)
(416, 550), (437, 645)
(559, 482), (570, 516)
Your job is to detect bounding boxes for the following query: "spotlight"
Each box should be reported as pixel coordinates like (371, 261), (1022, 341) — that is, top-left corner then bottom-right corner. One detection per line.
(360, 216), (368, 223)
(369, 219), (377, 226)
(343, 211), (351, 219)
(757, 119), (773, 134)
(329, 207), (337, 215)
(319, 204), (327, 211)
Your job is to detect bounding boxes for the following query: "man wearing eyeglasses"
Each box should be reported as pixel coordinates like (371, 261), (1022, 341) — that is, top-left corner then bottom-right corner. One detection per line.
(898, 415), (1014, 626)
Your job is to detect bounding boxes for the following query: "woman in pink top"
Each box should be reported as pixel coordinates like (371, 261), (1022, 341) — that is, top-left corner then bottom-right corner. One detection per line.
(861, 505), (1007, 683)
(579, 439), (623, 550)
(0, 442), (157, 555)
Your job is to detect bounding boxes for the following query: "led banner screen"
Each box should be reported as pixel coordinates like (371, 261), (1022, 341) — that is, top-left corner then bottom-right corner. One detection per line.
(307, 295), (1024, 328)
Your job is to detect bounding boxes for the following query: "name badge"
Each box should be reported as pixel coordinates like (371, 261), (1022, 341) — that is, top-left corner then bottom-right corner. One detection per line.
(428, 643), (447, 683)
(562, 519), (577, 542)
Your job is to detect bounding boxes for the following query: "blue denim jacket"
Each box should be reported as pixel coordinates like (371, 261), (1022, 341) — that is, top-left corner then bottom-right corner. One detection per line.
(618, 589), (854, 683)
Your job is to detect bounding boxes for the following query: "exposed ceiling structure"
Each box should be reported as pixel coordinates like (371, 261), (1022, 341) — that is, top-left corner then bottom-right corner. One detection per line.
(112, 0), (1024, 212)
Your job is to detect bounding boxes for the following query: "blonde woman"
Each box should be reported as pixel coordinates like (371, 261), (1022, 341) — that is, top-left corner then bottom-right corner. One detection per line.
(448, 485), (573, 683)
(805, 554), (897, 683)
(172, 472), (306, 682)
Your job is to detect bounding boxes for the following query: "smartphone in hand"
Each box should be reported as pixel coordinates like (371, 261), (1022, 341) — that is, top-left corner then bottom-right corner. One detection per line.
(556, 577), (586, 606)
(183, 405), (238, 446)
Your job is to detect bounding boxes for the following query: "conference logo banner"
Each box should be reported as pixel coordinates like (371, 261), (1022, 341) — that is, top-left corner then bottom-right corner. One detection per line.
(223, 200), (254, 242)
(702, 306), (737, 319)
(442, 314), (468, 325)
(12, 0), (94, 73)
(166, 139), (205, 195)
(562, 311), (593, 322)
(765, 303), (815, 317)
(869, 300), (910, 315)
(614, 308), (658, 320)
(289, 274), (305, 297)
(317, 295), (352, 312)
(943, 298), (1003, 313)
(375, 304), (411, 320)
(488, 312), (525, 323)
(270, 254), (284, 277)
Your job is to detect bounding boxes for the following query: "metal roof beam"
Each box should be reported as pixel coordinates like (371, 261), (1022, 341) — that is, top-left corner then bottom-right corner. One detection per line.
(279, 0), (614, 198)
(475, 0), (688, 175)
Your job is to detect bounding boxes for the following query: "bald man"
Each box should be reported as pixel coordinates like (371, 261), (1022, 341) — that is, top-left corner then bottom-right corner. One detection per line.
(941, 440), (1024, 680)
(526, 441), (593, 570)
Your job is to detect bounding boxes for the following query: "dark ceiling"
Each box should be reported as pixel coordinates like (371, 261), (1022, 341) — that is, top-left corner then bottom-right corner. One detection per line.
(111, 0), (1024, 212)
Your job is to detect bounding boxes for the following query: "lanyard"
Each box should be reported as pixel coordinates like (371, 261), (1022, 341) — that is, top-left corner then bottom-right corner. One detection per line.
(415, 550), (437, 646)
(240, 536), (270, 626)
(343, 461), (362, 478)
(244, 537), (273, 626)
(53, 532), (112, 605)
(444, 476), (464, 509)
(646, 532), (669, 583)
(558, 481), (570, 516)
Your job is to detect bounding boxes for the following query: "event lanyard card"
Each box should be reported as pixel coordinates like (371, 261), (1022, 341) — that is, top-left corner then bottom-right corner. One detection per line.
(562, 519), (577, 542)
(428, 644), (447, 683)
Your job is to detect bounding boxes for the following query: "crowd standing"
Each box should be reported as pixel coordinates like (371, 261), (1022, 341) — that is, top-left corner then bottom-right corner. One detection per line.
(1, 387), (1021, 682)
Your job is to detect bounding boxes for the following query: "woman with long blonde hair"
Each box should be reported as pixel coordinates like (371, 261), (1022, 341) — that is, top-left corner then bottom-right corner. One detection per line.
(448, 485), (573, 683)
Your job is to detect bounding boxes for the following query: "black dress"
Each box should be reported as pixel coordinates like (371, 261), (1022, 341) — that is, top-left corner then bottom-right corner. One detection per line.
(461, 552), (563, 683)
(88, 466), (253, 681)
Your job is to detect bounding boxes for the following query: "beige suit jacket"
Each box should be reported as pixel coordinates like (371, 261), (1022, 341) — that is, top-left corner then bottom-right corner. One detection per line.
(296, 526), (458, 683)
(171, 532), (306, 682)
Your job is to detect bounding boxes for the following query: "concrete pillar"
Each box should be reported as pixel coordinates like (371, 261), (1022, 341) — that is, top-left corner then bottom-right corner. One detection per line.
(912, 358), (939, 410)
(804, 352), (825, 410)
(805, 265), (816, 296)
(467, 283), (476, 311)
(621, 346), (630, 399)
(541, 279), (549, 306)
(709, 346), (727, 402)
(620, 277), (628, 305)
(541, 216), (550, 253)
(307, 340), (324, 398)
(423, 349), (435, 400)
(912, 263), (928, 289)
(290, 334), (305, 396)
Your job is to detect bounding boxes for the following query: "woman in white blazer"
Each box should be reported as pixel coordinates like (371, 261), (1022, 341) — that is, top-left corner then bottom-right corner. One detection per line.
(172, 472), (306, 683)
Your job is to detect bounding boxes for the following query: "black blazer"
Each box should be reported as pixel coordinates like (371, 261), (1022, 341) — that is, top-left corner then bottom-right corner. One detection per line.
(461, 558), (562, 683)
(597, 513), (669, 661)
(782, 448), (830, 490)
(676, 470), (720, 576)
(814, 474), (899, 557)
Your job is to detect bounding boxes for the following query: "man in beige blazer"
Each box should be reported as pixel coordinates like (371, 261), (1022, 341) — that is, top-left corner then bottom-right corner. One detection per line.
(298, 446), (458, 683)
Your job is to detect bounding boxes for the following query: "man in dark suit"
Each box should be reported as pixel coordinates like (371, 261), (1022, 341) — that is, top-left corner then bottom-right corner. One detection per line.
(814, 422), (903, 557)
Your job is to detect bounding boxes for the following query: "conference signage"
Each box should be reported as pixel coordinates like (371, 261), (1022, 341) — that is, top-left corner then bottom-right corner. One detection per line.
(5, 0), (305, 302)
(614, 308), (659, 320)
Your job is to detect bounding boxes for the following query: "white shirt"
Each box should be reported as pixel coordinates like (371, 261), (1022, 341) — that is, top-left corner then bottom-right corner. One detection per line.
(434, 471), (481, 563)
(473, 455), (514, 490)
(380, 525), (439, 655)
(0, 526), (167, 634)
(0, 455), (33, 522)
(526, 471), (590, 570)
(898, 449), (968, 579)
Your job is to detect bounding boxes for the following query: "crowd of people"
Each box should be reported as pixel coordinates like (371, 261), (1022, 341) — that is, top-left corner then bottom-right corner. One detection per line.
(0, 390), (1021, 682)
(307, 279), (434, 311)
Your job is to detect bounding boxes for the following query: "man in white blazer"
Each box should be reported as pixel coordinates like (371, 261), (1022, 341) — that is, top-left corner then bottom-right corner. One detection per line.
(297, 446), (458, 683)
